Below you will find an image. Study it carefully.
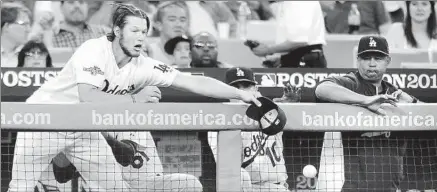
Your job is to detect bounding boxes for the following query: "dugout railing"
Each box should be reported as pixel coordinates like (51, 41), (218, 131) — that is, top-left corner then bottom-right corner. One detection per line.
(1, 103), (436, 191)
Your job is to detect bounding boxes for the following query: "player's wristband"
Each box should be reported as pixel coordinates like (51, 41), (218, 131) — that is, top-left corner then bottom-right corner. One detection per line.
(412, 97), (418, 103)
(131, 95), (136, 103)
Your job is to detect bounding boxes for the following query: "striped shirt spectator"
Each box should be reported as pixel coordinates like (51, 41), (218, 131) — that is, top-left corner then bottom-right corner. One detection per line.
(52, 24), (108, 48)
(1, 3), (32, 67)
(32, 1), (110, 49)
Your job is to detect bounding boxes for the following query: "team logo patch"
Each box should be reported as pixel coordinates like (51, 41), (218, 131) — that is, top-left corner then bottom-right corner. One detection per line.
(369, 37), (377, 47)
(83, 66), (104, 76)
(153, 64), (173, 73)
(254, 73), (277, 87)
(236, 68), (245, 77)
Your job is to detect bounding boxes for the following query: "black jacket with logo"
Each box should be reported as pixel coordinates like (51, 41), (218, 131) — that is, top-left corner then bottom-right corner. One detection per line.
(316, 71), (399, 137)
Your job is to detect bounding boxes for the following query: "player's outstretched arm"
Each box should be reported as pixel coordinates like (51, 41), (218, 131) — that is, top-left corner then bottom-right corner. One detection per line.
(170, 73), (261, 106)
(316, 81), (399, 115)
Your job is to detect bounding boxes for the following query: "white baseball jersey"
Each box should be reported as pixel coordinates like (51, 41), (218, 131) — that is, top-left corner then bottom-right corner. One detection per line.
(241, 131), (288, 183)
(208, 131), (288, 184)
(24, 36), (179, 190)
(27, 36), (179, 104)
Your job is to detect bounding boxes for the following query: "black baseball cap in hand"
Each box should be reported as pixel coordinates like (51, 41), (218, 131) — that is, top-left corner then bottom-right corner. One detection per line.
(357, 36), (389, 56)
(225, 67), (257, 86)
(246, 97), (287, 136)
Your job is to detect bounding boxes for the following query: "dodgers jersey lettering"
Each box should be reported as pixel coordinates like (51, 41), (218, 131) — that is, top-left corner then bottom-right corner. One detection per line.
(208, 131), (287, 184)
(241, 131), (288, 183)
(26, 36), (179, 104)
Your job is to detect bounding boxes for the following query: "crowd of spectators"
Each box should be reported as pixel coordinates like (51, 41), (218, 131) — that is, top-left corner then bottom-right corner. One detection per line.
(1, 0), (436, 69)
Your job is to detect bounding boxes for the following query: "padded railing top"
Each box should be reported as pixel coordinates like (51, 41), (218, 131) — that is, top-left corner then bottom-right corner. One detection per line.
(2, 103), (436, 131)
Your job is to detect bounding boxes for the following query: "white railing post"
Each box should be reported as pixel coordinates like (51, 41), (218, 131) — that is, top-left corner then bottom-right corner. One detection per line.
(216, 130), (241, 192)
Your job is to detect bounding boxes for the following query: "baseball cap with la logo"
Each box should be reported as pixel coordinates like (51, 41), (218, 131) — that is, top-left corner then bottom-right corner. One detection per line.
(225, 67), (257, 86)
(246, 97), (287, 136)
(357, 36), (389, 56)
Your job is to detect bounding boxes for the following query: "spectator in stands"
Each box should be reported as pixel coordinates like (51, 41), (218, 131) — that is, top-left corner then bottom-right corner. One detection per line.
(225, 1), (275, 21)
(383, 1), (406, 23)
(36, 0), (109, 48)
(1, 4), (32, 67)
(190, 32), (232, 68)
(88, 1), (157, 28)
(17, 40), (53, 68)
(386, 1), (437, 50)
(315, 36), (421, 192)
(324, 1), (392, 35)
(164, 35), (192, 68)
(149, 1), (189, 65)
(248, 1), (327, 68)
(185, 1), (237, 38)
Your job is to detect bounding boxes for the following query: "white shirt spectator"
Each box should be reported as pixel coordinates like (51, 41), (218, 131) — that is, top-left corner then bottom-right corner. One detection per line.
(1, 45), (23, 67)
(275, 1), (326, 46)
(185, 1), (218, 38)
(383, 1), (405, 13)
(386, 23), (437, 50)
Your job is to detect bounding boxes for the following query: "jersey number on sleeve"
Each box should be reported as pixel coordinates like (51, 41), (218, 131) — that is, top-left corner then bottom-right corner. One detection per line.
(153, 64), (172, 73)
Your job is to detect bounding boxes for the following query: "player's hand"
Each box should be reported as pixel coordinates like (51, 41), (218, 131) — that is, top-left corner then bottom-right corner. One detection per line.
(132, 86), (161, 103)
(251, 43), (271, 57)
(114, 140), (136, 167)
(244, 39), (260, 49)
(237, 90), (262, 107)
(38, 11), (55, 30)
(262, 54), (281, 68)
(361, 94), (398, 115)
(273, 82), (302, 103)
(391, 89), (416, 103)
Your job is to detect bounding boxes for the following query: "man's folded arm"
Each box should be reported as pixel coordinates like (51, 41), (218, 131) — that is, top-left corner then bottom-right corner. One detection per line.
(315, 81), (368, 105)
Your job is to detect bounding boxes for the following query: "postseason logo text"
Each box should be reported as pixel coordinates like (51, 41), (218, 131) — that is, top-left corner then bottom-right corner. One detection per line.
(254, 72), (437, 89)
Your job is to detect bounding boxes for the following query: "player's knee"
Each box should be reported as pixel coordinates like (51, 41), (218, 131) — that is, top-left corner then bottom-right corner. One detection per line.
(183, 174), (203, 192)
(241, 168), (251, 184)
(241, 168), (253, 192)
(172, 173), (202, 192)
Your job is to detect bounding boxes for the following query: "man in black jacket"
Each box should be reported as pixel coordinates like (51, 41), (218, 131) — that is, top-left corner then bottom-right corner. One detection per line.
(315, 36), (421, 192)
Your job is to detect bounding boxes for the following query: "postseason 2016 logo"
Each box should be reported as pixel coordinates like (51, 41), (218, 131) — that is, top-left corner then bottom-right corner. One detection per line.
(254, 72), (437, 89)
(83, 66), (104, 76)
(254, 72), (348, 88)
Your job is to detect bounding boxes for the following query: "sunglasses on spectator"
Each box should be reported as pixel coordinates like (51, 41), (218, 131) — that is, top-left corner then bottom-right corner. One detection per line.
(25, 51), (47, 58)
(193, 42), (217, 49)
(11, 20), (31, 27)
